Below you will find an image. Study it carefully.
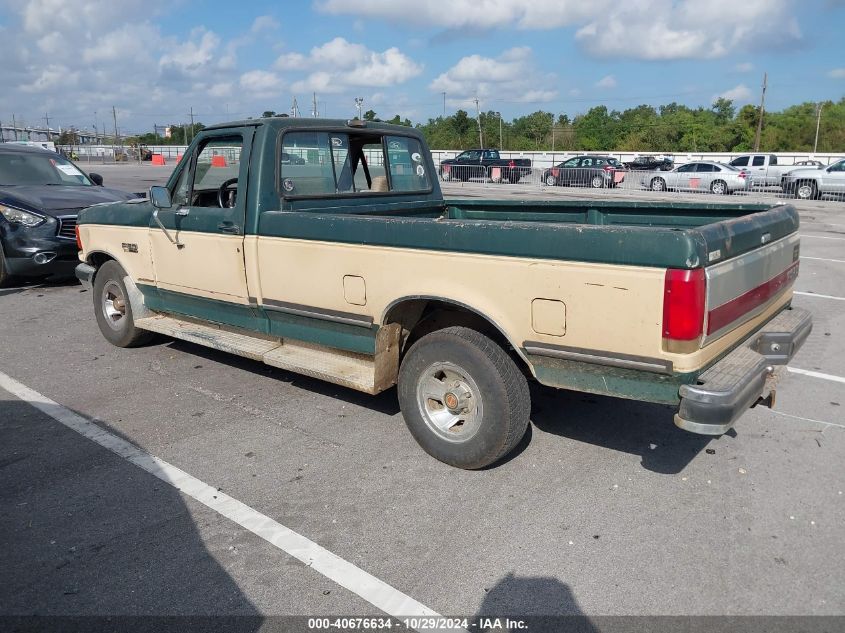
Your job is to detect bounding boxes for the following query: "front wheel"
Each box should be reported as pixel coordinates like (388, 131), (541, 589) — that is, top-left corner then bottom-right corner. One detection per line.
(590, 174), (605, 188)
(796, 181), (818, 200)
(398, 326), (530, 469)
(650, 177), (666, 191)
(93, 260), (154, 347)
(544, 174), (557, 187)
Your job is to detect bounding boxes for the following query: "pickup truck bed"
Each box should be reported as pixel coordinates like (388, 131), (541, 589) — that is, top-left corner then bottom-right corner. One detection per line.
(75, 117), (810, 468)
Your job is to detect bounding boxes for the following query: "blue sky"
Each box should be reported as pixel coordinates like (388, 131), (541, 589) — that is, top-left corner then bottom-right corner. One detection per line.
(1, 0), (844, 134)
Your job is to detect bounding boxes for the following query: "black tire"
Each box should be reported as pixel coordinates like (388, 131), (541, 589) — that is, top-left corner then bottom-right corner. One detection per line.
(397, 326), (530, 469)
(93, 260), (154, 347)
(0, 242), (11, 288)
(651, 177), (666, 192)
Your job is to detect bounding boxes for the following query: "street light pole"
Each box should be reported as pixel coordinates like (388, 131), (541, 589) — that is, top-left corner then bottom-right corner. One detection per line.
(813, 103), (824, 154)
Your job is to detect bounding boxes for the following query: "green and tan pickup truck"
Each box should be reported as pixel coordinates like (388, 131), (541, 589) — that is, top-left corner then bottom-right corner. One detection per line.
(74, 118), (811, 469)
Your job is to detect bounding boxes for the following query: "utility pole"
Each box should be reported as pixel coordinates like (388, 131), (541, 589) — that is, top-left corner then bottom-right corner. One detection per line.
(442, 92), (446, 117)
(189, 106), (195, 143)
(12, 114), (18, 140)
(499, 114), (503, 149)
(312, 92), (318, 118)
(112, 106), (119, 147)
(291, 97), (300, 117)
(474, 97), (483, 149)
(43, 113), (51, 139)
(355, 97), (364, 120)
(813, 103), (824, 154)
(752, 72), (767, 152)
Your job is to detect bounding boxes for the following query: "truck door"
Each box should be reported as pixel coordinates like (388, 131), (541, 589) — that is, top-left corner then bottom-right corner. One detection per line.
(149, 129), (252, 303)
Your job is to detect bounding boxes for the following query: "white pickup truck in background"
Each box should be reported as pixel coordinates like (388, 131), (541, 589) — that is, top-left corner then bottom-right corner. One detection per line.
(728, 154), (790, 187)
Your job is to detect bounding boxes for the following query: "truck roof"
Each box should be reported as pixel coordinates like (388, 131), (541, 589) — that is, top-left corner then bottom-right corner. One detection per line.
(203, 117), (424, 137)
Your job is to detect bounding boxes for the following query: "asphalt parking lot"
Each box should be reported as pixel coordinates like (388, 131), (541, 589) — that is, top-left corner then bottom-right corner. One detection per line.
(1, 163), (844, 628)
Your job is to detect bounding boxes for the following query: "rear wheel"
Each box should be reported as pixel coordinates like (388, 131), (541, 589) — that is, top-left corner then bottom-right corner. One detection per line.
(710, 179), (729, 195)
(590, 174), (605, 188)
(796, 180), (818, 200)
(545, 174), (557, 187)
(398, 326), (530, 469)
(650, 177), (666, 191)
(93, 260), (154, 347)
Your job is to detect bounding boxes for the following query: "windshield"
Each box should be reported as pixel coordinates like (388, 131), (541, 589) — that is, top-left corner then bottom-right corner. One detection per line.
(0, 152), (93, 186)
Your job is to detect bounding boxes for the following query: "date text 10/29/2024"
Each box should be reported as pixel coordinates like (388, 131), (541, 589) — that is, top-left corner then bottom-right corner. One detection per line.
(307, 618), (529, 630)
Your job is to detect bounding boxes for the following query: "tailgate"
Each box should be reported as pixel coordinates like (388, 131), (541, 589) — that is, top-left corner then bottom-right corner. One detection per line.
(700, 208), (800, 346)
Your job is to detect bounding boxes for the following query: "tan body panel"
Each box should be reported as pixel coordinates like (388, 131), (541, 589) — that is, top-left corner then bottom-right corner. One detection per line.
(78, 225), (154, 282)
(249, 236), (665, 358)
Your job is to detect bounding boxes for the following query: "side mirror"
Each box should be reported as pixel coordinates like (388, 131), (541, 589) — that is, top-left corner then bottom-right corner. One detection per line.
(149, 186), (172, 209)
(89, 172), (104, 186)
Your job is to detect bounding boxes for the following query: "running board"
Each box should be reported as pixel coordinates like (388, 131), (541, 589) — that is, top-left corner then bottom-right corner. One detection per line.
(134, 314), (400, 395)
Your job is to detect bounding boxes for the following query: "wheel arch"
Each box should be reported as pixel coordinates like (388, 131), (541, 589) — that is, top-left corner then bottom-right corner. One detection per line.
(381, 295), (532, 370)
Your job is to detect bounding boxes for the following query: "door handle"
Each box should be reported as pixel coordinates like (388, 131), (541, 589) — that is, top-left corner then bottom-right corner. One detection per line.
(175, 207), (190, 216)
(217, 221), (240, 234)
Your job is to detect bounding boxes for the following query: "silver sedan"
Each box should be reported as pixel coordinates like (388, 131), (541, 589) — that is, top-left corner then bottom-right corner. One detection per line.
(641, 161), (754, 195)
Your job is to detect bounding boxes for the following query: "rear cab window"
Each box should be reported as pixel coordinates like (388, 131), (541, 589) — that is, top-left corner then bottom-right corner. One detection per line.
(279, 129), (431, 197)
(730, 156), (749, 167)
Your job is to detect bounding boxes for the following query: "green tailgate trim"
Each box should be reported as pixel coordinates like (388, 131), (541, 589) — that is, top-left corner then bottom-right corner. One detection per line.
(528, 354), (699, 405)
(136, 284), (378, 355)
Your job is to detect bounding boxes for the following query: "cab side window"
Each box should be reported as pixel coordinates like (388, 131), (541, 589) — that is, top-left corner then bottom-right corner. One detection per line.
(170, 135), (243, 208)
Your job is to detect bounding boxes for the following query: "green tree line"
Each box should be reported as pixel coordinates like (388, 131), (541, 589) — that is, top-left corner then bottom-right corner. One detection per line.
(126, 97), (843, 153)
(418, 98), (844, 152)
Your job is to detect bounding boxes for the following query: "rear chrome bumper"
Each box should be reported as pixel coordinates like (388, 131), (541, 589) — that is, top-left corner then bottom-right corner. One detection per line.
(675, 307), (812, 435)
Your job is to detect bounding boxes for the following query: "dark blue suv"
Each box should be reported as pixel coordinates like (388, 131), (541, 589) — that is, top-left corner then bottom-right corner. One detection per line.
(0, 144), (136, 286)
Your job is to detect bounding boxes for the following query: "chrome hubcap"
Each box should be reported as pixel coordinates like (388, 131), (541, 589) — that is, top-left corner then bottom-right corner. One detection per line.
(652, 180), (664, 190)
(416, 362), (483, 442)
(797, 184), (813, 199)
(102, 281), (127, 330)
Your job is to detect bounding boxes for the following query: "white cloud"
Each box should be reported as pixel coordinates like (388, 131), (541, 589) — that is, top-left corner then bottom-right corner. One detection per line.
(429, 47), (556, 105)
(829, 68), (845, 78)
(595, 74), (616, 88)
(716, 84), (753, 102)
(318, 0), (801, 61)
(735, 61), (754, 72)
(239, 70), (283, 96)
(316, 0), (608, 30)
(274, 37), (423, 93)
(251, 15), (279, 33)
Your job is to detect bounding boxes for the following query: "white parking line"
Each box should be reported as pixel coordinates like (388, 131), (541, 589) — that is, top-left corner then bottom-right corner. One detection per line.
(800, 234), (845, 241)
(802, 256), (845, 264)
(787, 366), (845, 385)
(768, 409), (845, 431)
(794, 291), (845, 301)
(0, 370), (456, 631)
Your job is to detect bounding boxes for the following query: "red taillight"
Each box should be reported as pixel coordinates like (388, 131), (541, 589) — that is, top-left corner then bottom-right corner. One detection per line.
(662, 268), (706, 342)
(551, 168), (559, 177)
(738, 170), (748, 179)
(508, 159), (515, 168)
(603, 165), (613, 172)
(75, 224), (83, 250)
